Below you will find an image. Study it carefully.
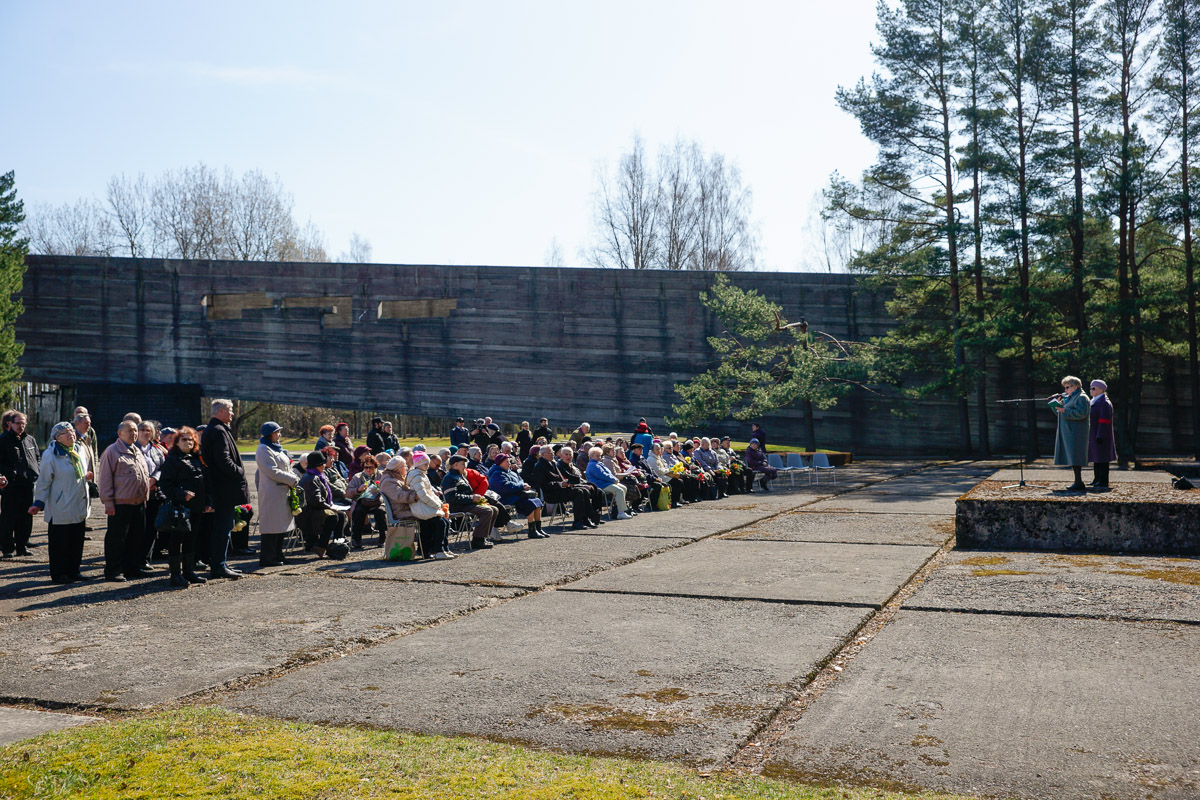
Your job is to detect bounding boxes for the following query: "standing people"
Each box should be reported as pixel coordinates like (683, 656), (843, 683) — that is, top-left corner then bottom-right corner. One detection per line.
(72, 409), (100, 480)
(0, 411), (40, 557)
(532, 418), (554, 445)
(137, 420), (167, 565)
(156, 426), (210, 587)
(366, 418), (386, 454)
(380, 421), (400, 453)
(29, 421), (92, 583)
(255, 421), (298, 567)
(333, 423), (356, 470)
(200, 399), (249, 579)
(97, 420), (151, 581)
(569, 422), (591, 450)
(1052, 375), (1091, 492)
(516, 421), (533, 460)
(1088, 380), (1116, 489)
(749, 423), (767, 452)
(450, 418), (471, 449)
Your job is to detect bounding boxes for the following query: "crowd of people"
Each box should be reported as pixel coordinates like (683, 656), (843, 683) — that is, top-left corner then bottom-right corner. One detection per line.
(0, 405), (782, 587)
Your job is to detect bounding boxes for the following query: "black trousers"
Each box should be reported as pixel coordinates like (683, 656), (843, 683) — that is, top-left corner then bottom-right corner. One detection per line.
(545, 485), (593, 525)
(1092, 462), (1110, 486)
(106, 503), (146, 577)
(168, 517), (198, 566)
(351, 503), (387, 539)
(305, 511), (346, 550)
(48, 521), (86, 580)
(418, 516), (449, 555)
(573, 482), (606, 522)
(0, 481), (34, 553)
(143, 496), (163, 560)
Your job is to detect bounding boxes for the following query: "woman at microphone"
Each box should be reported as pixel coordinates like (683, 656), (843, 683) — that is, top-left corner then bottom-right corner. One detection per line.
(1051, 375), (1090, 492)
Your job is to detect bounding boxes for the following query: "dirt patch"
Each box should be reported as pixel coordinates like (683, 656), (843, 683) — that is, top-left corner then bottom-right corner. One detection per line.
(960, 556), (1010, 567)
(525, 701), (688, 736)
(623, 687), (693, 704)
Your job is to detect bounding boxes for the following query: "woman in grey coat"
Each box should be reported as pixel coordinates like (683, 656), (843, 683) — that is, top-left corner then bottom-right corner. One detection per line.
(255, 422), (298, 568)
(29, 421), (93, 583)
(1052, 375), (1091, 492)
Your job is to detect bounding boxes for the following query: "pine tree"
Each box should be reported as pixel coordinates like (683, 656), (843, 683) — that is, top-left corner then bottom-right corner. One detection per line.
(0, 171), (27, 407)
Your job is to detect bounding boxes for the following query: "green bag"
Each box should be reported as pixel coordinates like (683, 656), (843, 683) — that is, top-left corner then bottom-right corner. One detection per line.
(656, 484), (671, 511)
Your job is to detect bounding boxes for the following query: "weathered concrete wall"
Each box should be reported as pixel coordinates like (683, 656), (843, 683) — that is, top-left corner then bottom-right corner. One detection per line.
(13, 255), (1196, 455)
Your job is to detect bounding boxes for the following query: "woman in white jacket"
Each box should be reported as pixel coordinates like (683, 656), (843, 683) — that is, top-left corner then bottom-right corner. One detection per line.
(405, 452), (453, 559)
(645, 441), (685, 509)
(255, 422), (297, 568)
(29, 421), (92, 583)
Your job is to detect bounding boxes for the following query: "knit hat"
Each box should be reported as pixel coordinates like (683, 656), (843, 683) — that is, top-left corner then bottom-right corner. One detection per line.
(1091, 379), (1108, 391)
(413, 443), (427, 452)
(494, 453), (511, 465)
(261, 421), (282, 437)
(448, 444), (459, 454)
(49, 421), (74, 442)
(307, 451), (326, 467)
(412, 452), (430, 469)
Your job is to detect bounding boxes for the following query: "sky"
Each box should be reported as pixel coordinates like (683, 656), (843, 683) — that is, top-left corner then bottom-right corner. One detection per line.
(3, 1), (881, 271)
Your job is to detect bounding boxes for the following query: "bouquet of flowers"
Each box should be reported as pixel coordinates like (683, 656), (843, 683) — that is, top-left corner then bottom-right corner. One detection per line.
(287, 487), (304, 516)
(668, 462), (686, 477)
(232, 503), (254, 532)
(715, 468), (732, 479)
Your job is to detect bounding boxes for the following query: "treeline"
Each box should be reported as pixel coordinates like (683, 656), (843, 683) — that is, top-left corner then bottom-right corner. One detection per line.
(829, 0), (1199, 463)
(23, 163), (373, 264)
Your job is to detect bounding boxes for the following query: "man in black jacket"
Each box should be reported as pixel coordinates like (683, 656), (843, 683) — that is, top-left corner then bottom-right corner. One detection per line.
(365, 418), (386, 454)
(449, 418), (471, 449)
(380, 421), (400, 453)
(0, 411), (40, 556)
(532, 418), (554, 445)
(539, 446), (603, 529)
(441, 455), (497, 550)
(199, 399), (248, 579)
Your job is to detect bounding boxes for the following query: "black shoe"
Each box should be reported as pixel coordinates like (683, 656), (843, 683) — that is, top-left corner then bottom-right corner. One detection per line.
(127, 568), (156, 578)
(1066, 481), (1087, 492)
(571, 523), (589, 531)
(527, 530), (549, 539)
(184, 572), (207, 585)
(169, 573), (189, 588)
(71, 573), (92, 582)
(105, 574), (127, 583)
(51, 575), (73, 585)
(210, 567), (241, 580)
(15, 547), (31, 557)
(470, 540), (494, 550)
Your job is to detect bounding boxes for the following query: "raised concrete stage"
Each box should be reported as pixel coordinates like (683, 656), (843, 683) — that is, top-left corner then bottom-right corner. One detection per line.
(956, 467), (1200, 554)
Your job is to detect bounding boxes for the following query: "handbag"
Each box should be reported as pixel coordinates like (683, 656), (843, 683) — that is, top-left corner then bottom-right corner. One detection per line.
(656, 484), (671, 511)
(155, 501), (191, 534)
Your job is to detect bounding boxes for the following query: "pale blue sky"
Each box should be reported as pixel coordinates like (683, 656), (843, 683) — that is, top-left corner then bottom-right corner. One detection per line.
(4, 1), (879, 270)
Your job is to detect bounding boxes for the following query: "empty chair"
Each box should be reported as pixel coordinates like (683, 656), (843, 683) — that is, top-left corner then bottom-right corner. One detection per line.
(812, 452), (837, 486)
(767, 452), (796, 487)
(786, 452), (813, 485)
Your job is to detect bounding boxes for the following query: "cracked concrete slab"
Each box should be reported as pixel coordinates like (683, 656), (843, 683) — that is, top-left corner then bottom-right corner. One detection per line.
(0, 706), (102, 745)
(564, 540), (936, 608)
(224, 590), (871, 767)
(763, 610), (1200, 800)
(908, 551), (1200, 622)
(0, 575), (518, 708)
(722, 512), (953, 547)
(311, 533), (691, 589)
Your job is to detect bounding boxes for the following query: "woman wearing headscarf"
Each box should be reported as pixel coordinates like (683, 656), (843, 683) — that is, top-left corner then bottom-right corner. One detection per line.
(1088, 379), (1116, 489)
(406, 452), (454, 559)
(744, 439), (775, 492)
(346, 445), (372, 480)
(157, 426), (211, 586)
(254, 421), (297, 568)
(29, 421), (92, 583)
(1052, 375), (1090, 492)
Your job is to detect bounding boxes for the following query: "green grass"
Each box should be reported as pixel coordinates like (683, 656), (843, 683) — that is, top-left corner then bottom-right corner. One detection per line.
(0, 707), (967, 800)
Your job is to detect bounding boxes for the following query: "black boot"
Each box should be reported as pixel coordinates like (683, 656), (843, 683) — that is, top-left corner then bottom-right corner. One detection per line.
(169, 558), (188, 588)
(759, 476), (771, 492)
(183, 552), (207, 584)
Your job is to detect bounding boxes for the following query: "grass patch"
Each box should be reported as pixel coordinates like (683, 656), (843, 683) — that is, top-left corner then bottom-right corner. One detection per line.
(0, 707), (972, 800)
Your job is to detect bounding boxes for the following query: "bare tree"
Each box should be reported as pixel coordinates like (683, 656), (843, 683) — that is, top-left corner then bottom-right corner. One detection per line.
(105, 173), (159, 257)
(150, 164), (228, 259)
(543, 236), (567, 267)
(24, 199), (112, 256)
(224, 169), (295, 261)
(337, 232), (373, 263)
(691, 153), (757, 271)
(658, 139), (702, 270)
(588, 134), (660, 269)
(279, 219), (329, 263)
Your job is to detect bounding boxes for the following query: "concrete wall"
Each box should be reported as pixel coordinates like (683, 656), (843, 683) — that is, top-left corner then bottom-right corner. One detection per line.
(14, 255), (1195, 455)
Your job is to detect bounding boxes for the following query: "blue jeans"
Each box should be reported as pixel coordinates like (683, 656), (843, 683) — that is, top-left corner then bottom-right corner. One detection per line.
(210, 503), (235, 571)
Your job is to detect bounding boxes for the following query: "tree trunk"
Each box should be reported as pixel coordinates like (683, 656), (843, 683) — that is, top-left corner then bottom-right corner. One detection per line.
(1069, 3), (1088, 361)
(1184, 67), (1200, 460)
(801, 398), (817, 452)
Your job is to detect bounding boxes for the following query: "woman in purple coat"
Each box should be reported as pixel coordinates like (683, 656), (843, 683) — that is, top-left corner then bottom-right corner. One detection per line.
(1088, 379), (1116, 488)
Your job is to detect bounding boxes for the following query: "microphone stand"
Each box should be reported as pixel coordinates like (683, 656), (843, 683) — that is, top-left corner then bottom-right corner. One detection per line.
(994, 396), (1058, 489)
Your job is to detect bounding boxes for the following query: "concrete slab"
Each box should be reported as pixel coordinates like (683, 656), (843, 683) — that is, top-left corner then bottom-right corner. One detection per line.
(764, 610), (1200, 800)
(908, 551), (1200, 622)
(724, 512), (953, 547)
(565, 540), (937, 608)
(802, 493), (960, 515)
(224, 590), (871, 767)
(313, 533), (691, 589)
(0, 706), (102, 745)
(988, 467), (1172, 484)
(0, 576), (517, 708)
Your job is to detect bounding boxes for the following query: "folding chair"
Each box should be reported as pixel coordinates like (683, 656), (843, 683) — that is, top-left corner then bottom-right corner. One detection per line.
(541, 489), (572, 529)
(447, 512), (476, 549)
(768, 453), (796, 488)
(786, 453), (813, 486)
(812, 452), (837, 486)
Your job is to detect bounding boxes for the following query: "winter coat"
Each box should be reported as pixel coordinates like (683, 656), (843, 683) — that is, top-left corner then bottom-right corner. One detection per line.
(98, 439), (151, 508)
(487, 463), (528, 505)
(0, 429), (40, 487)
(32, 443), (91, 525)
(297, 469), (336, 542)
(585, 459), (618, 490)
(379, 463), (418, 520)
(749, 425), (767, 451)
(405, 468), (445, 520)
(381, 433), (400, 452)
(1053, 389), (1090, 466)
(255, 444), (297, 535)
(200, 418), (248, 507)
(333, 435), (356, 468)
(366, 429), (386, 455)
(645, 452), (670, 481)
(516, 429), (533, 459)
(440, 470), (480, 511)
(532, 425), (554, 444)
(1088, 394), (1117, 463)
(745, 446), (775, 476)
(450, 426), (471, 448)
(694, 448), (719, 471)
(158, 449), (209, 516)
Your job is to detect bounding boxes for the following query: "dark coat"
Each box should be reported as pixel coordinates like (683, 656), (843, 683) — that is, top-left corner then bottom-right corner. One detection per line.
(366, 429), (386, 454)
(440, 470), (478, 511)
(749, 425), (767, 451)
(157, 449), (209, 515)
(199, 418), (248, 506)
(297, 470), (334, 540)
(532, 425), (554, 444)
(450, 426), (471, 448)
(333, 435), (356, 467)
(0, 429), (40, 487)
(516, 429), (533, 459)
(1088, 395), (1117, 463)
(381, 432), (400, 453)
